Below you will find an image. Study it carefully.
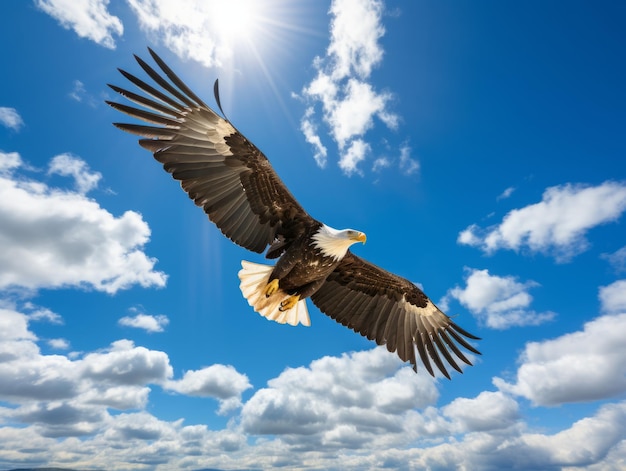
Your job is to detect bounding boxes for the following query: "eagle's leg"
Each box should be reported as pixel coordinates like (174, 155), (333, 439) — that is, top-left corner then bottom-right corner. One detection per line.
(279, 294), (300, 312)
(264, 278), (279, 297)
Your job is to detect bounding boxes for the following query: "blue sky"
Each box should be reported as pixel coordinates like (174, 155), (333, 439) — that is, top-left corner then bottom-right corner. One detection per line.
(1, 1), (626, 470)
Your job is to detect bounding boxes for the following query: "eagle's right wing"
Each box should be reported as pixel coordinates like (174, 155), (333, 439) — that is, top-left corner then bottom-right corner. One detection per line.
(108, 48), (314, 253)
(311, 252), (481, 378)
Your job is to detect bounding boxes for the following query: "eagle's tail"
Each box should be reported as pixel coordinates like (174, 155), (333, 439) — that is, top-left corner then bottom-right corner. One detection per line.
(238, 260), (311, 327)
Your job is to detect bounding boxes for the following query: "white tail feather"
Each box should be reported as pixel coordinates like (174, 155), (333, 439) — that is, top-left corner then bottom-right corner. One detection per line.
(238, 261), (311, 327)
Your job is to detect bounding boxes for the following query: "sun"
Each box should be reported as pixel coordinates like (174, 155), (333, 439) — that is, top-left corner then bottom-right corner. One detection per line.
(212, 0), (263, 44)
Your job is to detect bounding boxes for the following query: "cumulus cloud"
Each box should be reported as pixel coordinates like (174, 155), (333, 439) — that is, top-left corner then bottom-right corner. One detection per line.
(2, 309), (626, 471)
(0, 307), (250, 444)
(81, 339), (173, 386)
(0, 151), (22, 174)
(0, 411), (245, 468)
(0, 307), (37, 343)
(0, 107), (24, 131)
(300, 0), (407, 177)
(34, 0), (123, 49)
(444, 268), (555, 329)
(339, 139), (370, 176)
(0, 152), (167, 293)
(118, 312), (170, 333)
(442, 391), (520, 433)
(48, 153), (102, 194)
(0, 310), (79, 403)
(47, 338), (70, 350)
(404, 401), (626, 471)
(329, 79), (394, 148)
(457, 224), (482, 247)
(599, 279), (626, 314)
(166, 365), (252, 414)
(23, 303), (64, 324)
(241, 347), (439, 449)
(514, 402), (626, 469)
(0, 307), (247, 467)
(494, 313), (626, 406)
(459, 182), (626, 261)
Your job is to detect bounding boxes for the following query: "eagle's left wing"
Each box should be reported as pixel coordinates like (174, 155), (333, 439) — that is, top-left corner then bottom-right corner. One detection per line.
(107, 49), (316, 255)
(310, 252), (481, 378)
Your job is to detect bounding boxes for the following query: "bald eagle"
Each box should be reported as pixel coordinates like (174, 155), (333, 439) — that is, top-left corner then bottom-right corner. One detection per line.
(108, 49), (480, 379)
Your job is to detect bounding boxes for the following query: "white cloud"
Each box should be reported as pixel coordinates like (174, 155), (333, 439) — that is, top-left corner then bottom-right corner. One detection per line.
(118, 313), (170, 333)
(48, 153), (102, 194)
(497, 186), (516, 201)
(0, 321), (160, 433)
(34, 0), (123, 49)
(0, 312), (78, 403)
(68, 80), (98, 107)
(300, 107), (328, 168)
(457, 224), (482, 246)
(442, 391), (519, 433)
(241, 347), (439, 448)
(1, 309), (626, 471)
(445, 268), (555, 329)
(48, 338), (70, 350)
(0, 107), (24, 131)
(0, 152), (167, 294)
(0, 413), (246, 468)
(494, 313), (626, 406)
(69, 79), (86, 102)
(602, 245), (626, 273)
(81, 339), (173, 386)
(126, 0), (260, 68)
(166, 365), (252, 414)
(0, 308), (37, 342)
(339, 139), (370, 176)
(398, 144), (419, 176)
(372, 156), (390, 172)
(599, 279), (626, 314)
(516, 402), (626, 468)
(329, 79), (394, 148)
(23, 303), (63, 324)
(300, 0), (401, 176)
(327, 0), (385, 79)
(0, 307), (248, 465)
(1, 309), (173, 412)
(371, 145), (419, 176)
(408, 401), (626, 471)
(459, 181), (626, 261)
(0, 151), (22, 173)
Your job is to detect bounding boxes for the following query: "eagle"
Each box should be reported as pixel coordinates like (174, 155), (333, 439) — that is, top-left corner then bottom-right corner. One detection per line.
(107, 49), (481, 379)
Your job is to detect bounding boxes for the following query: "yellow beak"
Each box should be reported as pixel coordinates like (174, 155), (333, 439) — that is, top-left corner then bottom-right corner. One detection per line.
(356, 232), (367, 244)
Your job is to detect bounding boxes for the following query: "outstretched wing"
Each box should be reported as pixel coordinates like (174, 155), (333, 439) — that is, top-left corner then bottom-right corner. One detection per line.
(311, 252), (481, 378)
(107, 48), (314, 253)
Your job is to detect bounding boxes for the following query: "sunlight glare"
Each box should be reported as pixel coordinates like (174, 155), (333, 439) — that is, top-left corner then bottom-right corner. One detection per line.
(212, 0), (262, 43)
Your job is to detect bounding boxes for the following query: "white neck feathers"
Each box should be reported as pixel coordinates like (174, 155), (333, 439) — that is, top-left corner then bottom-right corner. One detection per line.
(311, 225), (356, 261)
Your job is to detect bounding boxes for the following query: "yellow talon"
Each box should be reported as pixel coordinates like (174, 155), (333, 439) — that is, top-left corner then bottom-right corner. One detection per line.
(279, 294), (300, 311)
(264, 278), (279, 297)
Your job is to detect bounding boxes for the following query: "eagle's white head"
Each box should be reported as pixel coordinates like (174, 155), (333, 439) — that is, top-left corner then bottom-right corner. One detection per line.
(311, 224), (367, 261)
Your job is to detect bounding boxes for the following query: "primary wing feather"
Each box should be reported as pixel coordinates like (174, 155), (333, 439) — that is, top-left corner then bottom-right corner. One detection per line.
(311, 252), (481, 379)
(107, 48), (313, 253)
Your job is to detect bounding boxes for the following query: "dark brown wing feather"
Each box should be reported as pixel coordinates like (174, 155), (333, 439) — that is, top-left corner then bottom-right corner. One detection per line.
(311, 252), (481, 379)
(107, 48), (314, 253)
